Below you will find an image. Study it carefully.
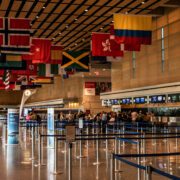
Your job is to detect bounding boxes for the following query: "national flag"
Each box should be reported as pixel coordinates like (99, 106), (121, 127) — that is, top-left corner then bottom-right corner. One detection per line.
(0, 17), (31, 54)
(31, 38), (51, 63)
(113, 14), (152, 49)
(11, 61), (37, 76)
(110, 25), (141, 51)
(31, 77), (54, 84)
(91, 32), (124, 57)
(47, 45), (63, 64)
(38, 64), (61, 77)
(62, 50), (89, 72)
(0, 53), (26, 69)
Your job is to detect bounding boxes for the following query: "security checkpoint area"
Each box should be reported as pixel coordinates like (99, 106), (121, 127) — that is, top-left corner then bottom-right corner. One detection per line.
(1, 107), (180, 180)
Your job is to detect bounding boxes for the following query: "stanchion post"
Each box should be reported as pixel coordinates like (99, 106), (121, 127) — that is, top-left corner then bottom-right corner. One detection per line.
(93, 134), (101, 165)
(31, 125), (35, 160)
(110, 153), (115, 180)
(52, 137), (62, 175)
(38, 133), (41, 165)
(137, 141), (141, 180)
(68, 142), (73, 180)
(145, 166), (152, 180)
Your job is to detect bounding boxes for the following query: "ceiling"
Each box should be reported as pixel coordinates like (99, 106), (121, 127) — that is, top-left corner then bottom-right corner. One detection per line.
(0, 0), (179, 52)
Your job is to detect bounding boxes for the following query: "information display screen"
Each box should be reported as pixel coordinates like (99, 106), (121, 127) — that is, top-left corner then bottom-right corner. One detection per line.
(111, 99), (119, 105)
(168, 94), (180, 102)
(149, 95), (166, 103)
(134, 97), (147, 104)
(121, 98), (132, 104)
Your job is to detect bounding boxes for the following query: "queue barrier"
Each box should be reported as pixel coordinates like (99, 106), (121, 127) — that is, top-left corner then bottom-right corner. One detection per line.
(112, 153), (180, 180)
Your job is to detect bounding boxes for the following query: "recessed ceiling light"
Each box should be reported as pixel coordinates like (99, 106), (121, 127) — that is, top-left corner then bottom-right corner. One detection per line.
(141, 1), (145, 4)
(85, 9), (88, 12)
(36, 16), (39, 18)
(43, 6), (46, 9)
(100, 27), (103, 30)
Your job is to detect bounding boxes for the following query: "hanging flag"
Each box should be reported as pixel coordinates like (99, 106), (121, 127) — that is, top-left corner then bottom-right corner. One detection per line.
(31, 77), (54, 84)
(0, 17), (31, 54)
(3, 70), (11, 90)
(113, 14), (152, 50)
(38, 64), (61, 77)
(110, 25), (140, 51)
(62, 50), (89, 72)
(47, 45), (63, 64)
(31, 38), (51, 63)
(0, 53), (26, 69)
(91, 33), (124, 57)
(12, 61), (37, 75)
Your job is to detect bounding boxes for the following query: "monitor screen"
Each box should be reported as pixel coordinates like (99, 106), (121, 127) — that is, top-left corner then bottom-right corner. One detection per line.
(150, 95), (166, 103)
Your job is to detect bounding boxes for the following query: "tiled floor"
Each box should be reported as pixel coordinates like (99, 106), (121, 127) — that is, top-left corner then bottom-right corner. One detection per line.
(0, 125), (180, 180)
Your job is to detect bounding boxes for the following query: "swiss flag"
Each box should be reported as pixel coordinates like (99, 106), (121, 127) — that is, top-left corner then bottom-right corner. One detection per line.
(91, 33), (123, 57)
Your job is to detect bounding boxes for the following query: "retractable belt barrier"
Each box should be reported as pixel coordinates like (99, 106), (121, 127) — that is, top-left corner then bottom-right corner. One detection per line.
(113, 153), (180, 180)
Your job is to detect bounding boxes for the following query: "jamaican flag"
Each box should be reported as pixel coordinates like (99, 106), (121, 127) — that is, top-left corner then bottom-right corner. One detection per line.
(62, 50), (89, 72)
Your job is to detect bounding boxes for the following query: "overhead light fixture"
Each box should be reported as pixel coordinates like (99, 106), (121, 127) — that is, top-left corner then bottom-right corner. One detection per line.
(141, 1), (145, 4)
(85, 9), (88, 12)
(100, 27), (103, 30)
(36, 16), (39, 18)
(42, 6), (46, 9)
(75, 18), (78, 21)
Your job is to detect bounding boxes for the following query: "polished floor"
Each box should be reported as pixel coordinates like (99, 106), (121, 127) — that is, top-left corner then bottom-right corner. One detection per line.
(1, 125), (180, 180)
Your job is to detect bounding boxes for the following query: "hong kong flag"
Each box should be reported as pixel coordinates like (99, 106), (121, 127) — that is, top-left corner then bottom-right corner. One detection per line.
(91, 32), (123, 57)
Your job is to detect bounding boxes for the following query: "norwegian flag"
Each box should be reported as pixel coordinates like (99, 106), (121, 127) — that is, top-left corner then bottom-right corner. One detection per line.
(0, 17), (31, 54)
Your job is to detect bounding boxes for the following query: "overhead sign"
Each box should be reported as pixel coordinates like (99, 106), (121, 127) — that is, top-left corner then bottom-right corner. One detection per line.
(84, 82), (95, 96)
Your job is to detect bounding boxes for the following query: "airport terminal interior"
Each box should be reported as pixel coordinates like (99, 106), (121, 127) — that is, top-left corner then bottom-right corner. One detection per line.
(0, 0), (180, 179)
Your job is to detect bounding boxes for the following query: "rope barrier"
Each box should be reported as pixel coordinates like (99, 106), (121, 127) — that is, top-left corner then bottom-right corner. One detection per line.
(151, 167), (180, 179)
(114, 154), (180, 179)
(114, 152), (180, 158)
(116, 138), (138, 144)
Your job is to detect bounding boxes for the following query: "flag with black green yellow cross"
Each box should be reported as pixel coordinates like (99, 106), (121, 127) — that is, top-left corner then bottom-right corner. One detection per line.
(61, 50), (89, 72)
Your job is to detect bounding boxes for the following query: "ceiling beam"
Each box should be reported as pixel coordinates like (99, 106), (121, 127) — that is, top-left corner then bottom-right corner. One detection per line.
(25, 1), (39, 18)
(54, 0), (125, 46)
(5, 0), (14, 17)
(46, 0), (88, 39)
(31, 0), (51, 25)
(38, 0), (74, 38)
(15, 0), (26, 17)
(32, 0), (64, 35)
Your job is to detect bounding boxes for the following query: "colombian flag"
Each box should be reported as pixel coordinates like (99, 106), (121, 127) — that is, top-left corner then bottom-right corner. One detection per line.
(113, 14), (152, 50)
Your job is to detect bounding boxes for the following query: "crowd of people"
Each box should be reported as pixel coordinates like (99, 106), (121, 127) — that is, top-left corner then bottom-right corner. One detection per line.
(25, 109), (155, 125)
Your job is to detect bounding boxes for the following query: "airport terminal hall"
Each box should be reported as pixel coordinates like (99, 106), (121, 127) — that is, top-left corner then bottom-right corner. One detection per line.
(0, 0), (180, 179)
